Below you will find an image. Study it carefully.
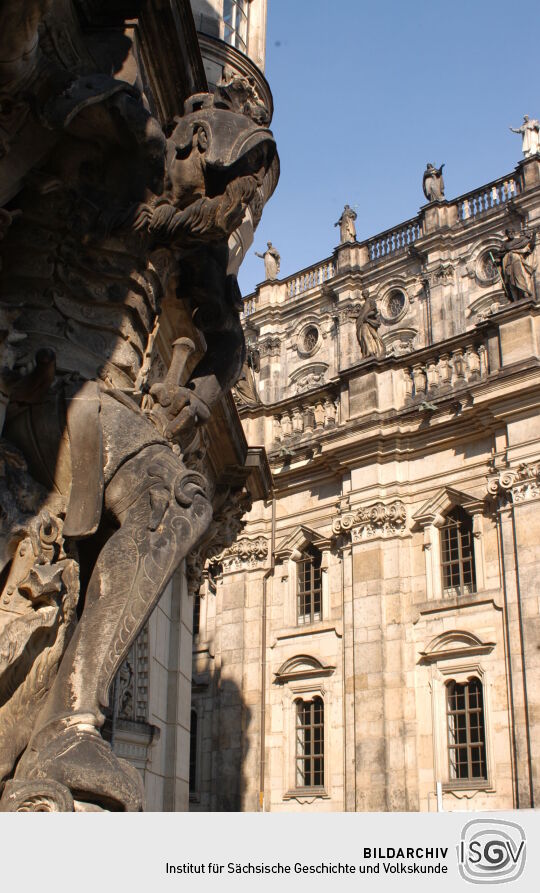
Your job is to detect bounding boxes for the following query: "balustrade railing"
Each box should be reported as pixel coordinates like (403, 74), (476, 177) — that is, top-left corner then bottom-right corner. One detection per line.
(403, 341), (489, 404)
(273, 395), (339, 444)
(286, 259), (334, 298)
(240, 295), (256, 319)
(457, 174), (520, 221)
(368, 217), (422, 262)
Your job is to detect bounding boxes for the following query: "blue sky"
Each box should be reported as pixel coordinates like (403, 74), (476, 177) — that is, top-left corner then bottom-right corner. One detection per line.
(238, 0), (540, 295)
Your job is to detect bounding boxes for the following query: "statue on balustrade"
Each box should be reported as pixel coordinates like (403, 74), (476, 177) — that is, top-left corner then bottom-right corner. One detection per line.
(422, 163), (445, 203)
(255, 241), (280, 280)
(356, 298), (386, 359)
(497, 229), (537, 302)
(335, 204), (357, 243)
(0, 0), (277, 812)
(510, 115), (540, 158)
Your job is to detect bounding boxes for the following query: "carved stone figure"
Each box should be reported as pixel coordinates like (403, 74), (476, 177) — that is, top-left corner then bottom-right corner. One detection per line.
(496, 229), (537, 302)
(335, 204), (357, 243)
(356, 299), (386, 359)
(422, 163), (445, 203)
(233, 345), (261, 407)
(255, 242), (280, 279)
(510, 115), (540, 158)
(0, 0), (277, 811)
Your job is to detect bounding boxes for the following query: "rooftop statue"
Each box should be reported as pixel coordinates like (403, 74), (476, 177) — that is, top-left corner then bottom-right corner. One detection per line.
(496, 229), (537, 302)
(510, 115), (540, 158)
(356, 298), (386, 359)
(0, 0), (277, 812)
(335, 204), (357, 243)
(255, 241), (280, 280)
(422, 163), (445, 203)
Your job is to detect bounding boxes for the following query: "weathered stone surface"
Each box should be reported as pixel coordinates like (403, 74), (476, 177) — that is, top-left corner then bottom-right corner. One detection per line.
(0, 0), (278, 810)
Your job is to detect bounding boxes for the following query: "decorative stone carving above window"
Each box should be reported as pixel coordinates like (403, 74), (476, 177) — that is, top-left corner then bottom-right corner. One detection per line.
(419, 630), (496, 665)
(274, 655), (335, 684)
(487, 461), (540, 504)
(383, 328), (417, 357)
(213, 535), (269, 570)
(332, 500), (407, 542)
(288, 362), (328, 395)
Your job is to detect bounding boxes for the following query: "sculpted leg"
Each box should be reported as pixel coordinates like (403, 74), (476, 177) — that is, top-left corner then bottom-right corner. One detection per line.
(15, 444), (212, 809)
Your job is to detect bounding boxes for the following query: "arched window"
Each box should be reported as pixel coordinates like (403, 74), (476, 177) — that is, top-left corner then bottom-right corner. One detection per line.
(297, 545), (322, 625)
(440, 506), (476, 596)
(189, 709), (198, 794)
(295, 697), (324, 789)
(446, 678), (486, 781)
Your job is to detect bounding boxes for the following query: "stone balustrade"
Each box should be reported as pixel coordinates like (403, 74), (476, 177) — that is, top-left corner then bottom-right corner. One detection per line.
(457, 174), (520, 222)
(285, 259), (335, 298)
(367, 216), (422, 262)
(273, 395), (339, 444)
(241, 295), (256, 319)
(403, 341), (489, 403)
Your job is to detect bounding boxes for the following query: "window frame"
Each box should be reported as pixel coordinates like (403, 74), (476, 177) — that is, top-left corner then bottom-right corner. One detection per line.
(427, 660), (495, 794)
(446, 677), (487, 783)
(296, 545), (323, 626)
(440, 507), (477, 598)
(223, 0), (249, 53)
(294, 696), (325, 791)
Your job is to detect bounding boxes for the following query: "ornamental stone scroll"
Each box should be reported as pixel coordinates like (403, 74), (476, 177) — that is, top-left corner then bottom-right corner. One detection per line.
(332, 500), (407, 542)
(487, 461), (540, 504)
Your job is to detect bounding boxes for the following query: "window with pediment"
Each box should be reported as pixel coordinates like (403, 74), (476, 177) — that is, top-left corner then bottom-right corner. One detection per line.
(297, 545), (322, 625)
(440, 507), (476, 597)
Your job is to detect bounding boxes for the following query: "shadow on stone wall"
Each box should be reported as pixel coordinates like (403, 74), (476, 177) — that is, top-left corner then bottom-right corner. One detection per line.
(192, 668), (255, 812)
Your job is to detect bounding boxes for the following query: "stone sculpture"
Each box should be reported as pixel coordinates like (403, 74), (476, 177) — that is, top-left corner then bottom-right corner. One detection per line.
(356, 298), (386, 359)
(0, 0), (277, 811)
(255, 242), (280, 279)
(422, 164), (445, 203)
(335, 204), (357, 243)
(510, 115), (540, 158)
(496, 229), (537, 302)
(234, 346), (261, 408)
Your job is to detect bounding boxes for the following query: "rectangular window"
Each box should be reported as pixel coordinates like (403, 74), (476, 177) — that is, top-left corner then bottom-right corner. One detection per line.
(297, 549), (322, 625)
(193, 594), (201, 637)
(447, 679), (487, 781)
(189, 709), (198, 794)
(295, 698), (324, 789)
(223, 0), (248, 53)
(441, 508), (476, 597)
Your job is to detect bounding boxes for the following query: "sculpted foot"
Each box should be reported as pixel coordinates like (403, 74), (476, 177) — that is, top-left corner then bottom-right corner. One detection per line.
(15, 725), (144, 812)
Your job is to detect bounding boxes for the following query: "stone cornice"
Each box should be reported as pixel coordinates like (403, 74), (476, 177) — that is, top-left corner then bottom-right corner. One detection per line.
(487, 460), (540, 504)
(332, 499), (407, 541)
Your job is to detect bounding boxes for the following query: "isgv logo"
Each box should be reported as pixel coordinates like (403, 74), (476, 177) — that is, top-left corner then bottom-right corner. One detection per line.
(458, 819), (526, 884)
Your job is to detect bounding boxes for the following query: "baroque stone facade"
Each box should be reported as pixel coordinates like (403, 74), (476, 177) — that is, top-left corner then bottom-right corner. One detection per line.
(190, 148), (540, 812)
